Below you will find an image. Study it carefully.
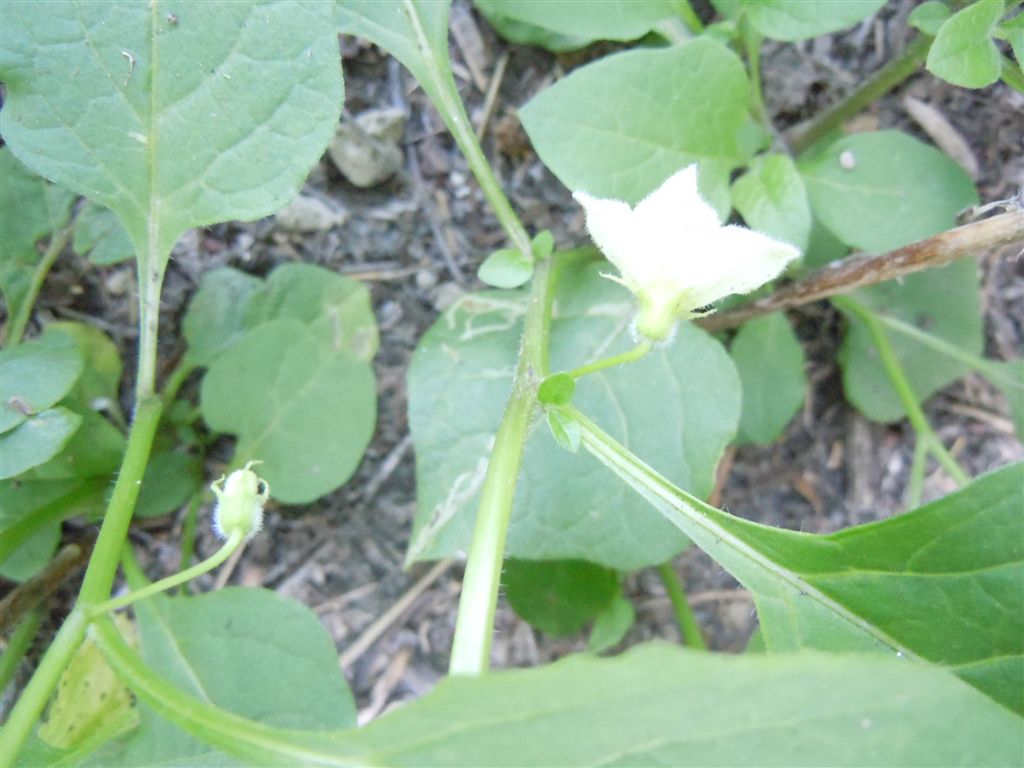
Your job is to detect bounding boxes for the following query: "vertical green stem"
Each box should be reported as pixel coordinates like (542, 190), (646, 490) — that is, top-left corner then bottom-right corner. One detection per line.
(834, 296), (970, 486)
(741, 20), (767, 127)
(449, 258), (554, 676)
(905, 436), (928, 509)
(0, 610), (87, 767)
(404, 0), (532, 259)
(0, 608), (43, 692)
(1, 394), (162, 762)
(4, 225), (73, 347)
(656, 562), (707, 650)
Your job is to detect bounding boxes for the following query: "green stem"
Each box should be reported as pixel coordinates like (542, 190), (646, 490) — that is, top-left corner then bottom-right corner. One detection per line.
(88, 530), (244, 618)
(673, 0), (705, 34)
(656, 562), (707, 650)
(160, 358), (195, 409)
(0, 608), (43, 693)
(449, 258), (554, 676)
(906, 436), (928, 509)
(78, 398), (164, 604)
(0, 610), (88, 767)
(741, 20), (767, 127)
(5, 224), (73, 347)
(569, 340), (653, 380)
(834, 296), (970, 486)
(787, 34), (931, 154)
(178, 492), (204, 589)
(405, 0), (532, 259)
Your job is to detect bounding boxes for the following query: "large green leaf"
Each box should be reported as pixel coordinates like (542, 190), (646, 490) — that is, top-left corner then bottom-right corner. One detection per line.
(0, 408), (82, 481)
(97, 629), (1023, 767)
(576, 411), (1024, 715)
(838, 259), (984, 423)
(89, 589), (355, 767)
(927, 0), (1005, 88)
(200, 319), (376, 504)
(518, 39), (751, 216)
(408, 251), (740, 570)
(711, 0), (887, 41)
(0, 148), (76, 335)
(0, 1), (343, 267)
(475, 0), (677, 50)
(799, 131), (978, 255)
(72, 202), (135, 266)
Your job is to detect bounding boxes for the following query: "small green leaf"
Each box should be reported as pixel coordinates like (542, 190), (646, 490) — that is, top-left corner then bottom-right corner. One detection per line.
(530, 230), (554, 260)
(503, 559), (620, 637)
(838, 259), (982, 423)
(909, 1), (952, 36)
(45, 322), (123, 410)
(587, 593), (635, 653)
(39, 615), (138, 750)
(711, 0), (886, 41)
(545, 406), (581, 453)
(800, 131), (978, 254)
(0, 477), (107, 581)
(200, 319), (376, 504)
(0, 407), (82, 480)
(730, 313), (806, 444)
(731, 153), (811, 253)
(926, 0), (1004, 88)
(537, 373), (575, 405)
(182, 267), (263, 368)
(0, 331), (83, 434)
(519, 39), (751, 216)
(243, 263), (379, 362)
(478, 248), (534, 289)
(0, 148), (76, 331)
(72, 202), (135, 266)
(475, 0), (677, 50)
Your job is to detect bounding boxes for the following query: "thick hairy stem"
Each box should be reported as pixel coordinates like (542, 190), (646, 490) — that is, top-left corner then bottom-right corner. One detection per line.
(449, 258), (554, 676)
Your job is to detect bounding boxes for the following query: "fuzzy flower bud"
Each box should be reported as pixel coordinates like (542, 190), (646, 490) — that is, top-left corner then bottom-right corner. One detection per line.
(211, 461), (269, 540)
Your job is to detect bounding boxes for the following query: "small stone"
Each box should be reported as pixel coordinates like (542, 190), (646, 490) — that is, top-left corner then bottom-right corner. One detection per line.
(329, 108), (408, 188)
(415, 269), (438, 290)
(275, 194), (348, 232)
(431, 282), (464, 313)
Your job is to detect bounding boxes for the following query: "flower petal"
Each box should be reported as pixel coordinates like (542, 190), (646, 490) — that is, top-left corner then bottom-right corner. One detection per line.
(573, 191), (638, 279)
(633, 165), (721, 238)
(683, 225), (800, 309)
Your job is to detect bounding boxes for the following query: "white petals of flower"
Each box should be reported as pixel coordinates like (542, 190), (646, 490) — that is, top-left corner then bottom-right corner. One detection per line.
(574, 166), (800, 341)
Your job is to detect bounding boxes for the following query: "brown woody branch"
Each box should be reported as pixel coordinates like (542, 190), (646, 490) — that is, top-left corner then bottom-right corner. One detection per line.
(697, 211), (1024, 333)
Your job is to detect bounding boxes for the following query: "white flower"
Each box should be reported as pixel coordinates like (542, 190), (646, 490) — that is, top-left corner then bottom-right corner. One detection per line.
(574, 166), (800, 341)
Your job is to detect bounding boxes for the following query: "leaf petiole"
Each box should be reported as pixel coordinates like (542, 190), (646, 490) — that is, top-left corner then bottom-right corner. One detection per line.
(568, 340), (653, 380)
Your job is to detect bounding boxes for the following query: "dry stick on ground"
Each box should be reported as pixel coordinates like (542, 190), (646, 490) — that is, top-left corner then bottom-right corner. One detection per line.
(698, 210), (1024, 334)
(339, 558), (454, 670)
